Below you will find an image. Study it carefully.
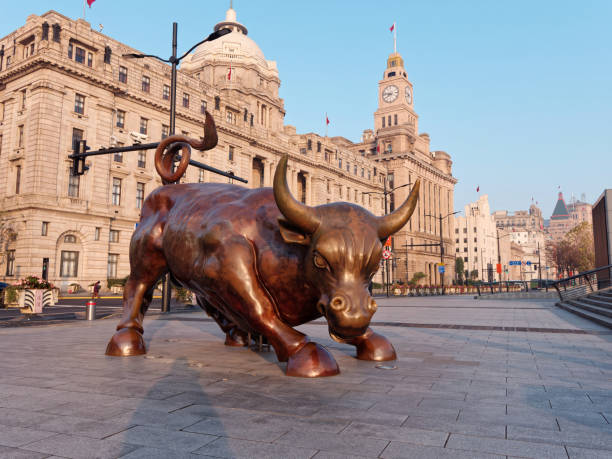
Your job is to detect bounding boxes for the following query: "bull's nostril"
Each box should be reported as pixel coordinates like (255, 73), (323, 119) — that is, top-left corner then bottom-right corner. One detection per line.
(369, 299), (378, 313)
(330, 296), (346, 311)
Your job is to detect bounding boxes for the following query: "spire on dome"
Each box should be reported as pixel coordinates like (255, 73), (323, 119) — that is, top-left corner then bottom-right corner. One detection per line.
(215, 2), (247, 35)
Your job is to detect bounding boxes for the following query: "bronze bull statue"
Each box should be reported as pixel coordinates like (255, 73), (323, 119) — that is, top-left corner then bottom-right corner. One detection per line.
(106, 117), (419, 377)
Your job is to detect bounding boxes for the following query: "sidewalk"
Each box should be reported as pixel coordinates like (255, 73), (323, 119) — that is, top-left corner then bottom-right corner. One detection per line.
(1, 296), (611, 458)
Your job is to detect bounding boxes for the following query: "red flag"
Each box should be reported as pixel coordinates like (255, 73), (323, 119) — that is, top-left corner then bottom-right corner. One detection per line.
(326, 114), (330, 125)
(389, 23), (395, 32)
(227, 64), (231, 80)
(384, 236), (392, 247)
(87, 0), (96, 7)
(376, 144), (380, 153)
(476, 185), (480, 192)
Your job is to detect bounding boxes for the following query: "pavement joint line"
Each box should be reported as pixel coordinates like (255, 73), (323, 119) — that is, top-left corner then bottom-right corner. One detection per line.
(158, 316), (612, 334)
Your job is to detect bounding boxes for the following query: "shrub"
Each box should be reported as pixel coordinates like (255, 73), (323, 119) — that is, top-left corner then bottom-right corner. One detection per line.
(4, 286), (19, 304)
(174, 287), (192, 303)
(107, 276), (128, 288)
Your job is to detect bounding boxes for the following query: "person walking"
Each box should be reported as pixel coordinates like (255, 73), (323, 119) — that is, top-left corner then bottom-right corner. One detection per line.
(92, 281), (101, 300)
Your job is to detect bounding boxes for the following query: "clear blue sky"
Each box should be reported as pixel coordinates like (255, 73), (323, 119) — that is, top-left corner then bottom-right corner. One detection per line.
(3, 0), (611, 217)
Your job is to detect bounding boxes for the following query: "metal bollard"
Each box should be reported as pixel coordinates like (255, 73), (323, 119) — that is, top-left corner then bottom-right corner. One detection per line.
(85, 300), (96, 321)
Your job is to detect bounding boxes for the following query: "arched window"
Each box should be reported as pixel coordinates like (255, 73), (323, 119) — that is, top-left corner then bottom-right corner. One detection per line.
(64, 235), (76, 243)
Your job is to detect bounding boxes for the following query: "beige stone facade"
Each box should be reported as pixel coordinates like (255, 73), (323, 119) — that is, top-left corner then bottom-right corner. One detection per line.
(0, 9), (455, 291)
(454, 195), (500, 282)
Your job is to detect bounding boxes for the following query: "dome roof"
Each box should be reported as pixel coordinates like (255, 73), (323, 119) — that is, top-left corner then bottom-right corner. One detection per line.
(183, 8), (273, 72)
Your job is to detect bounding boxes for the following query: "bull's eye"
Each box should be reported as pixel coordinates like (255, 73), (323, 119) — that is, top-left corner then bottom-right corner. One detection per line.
(313, 252), (329, 270)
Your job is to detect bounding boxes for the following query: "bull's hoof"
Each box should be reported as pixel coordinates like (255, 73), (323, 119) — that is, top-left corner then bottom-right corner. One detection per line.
(224, 328), (249, 347)
(105, 328), (146, 356)
(286, 342), (339, 377)
(354, 330), (397, 361)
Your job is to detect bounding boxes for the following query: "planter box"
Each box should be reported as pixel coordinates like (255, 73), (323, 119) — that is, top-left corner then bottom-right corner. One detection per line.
(18, 289), (54, 314)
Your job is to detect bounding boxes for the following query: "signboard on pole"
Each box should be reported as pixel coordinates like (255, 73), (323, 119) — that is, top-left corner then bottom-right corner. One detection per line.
(438, 265), (445, 274)
(496, 263), (502, 274)
(382, 249), (392, 260)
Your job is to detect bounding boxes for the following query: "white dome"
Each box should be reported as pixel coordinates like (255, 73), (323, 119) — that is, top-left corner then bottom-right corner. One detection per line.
(184, 8), (271, 71)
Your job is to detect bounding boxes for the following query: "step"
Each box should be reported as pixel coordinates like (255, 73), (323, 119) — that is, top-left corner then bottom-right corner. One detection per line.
(567, 299), (612, 319)
(581, 296), (612, 310)
(557, 302), (612, 329)
(594, 291), (612, 299)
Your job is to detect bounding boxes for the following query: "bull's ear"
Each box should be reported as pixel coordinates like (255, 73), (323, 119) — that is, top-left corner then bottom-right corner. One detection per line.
(278, 217), (311, 246)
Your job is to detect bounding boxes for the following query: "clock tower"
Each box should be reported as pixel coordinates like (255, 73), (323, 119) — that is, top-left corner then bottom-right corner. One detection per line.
(374, 52), (418, 154)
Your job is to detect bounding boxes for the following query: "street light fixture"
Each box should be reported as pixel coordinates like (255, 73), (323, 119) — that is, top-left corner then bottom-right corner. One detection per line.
(123, 23), (230, 313)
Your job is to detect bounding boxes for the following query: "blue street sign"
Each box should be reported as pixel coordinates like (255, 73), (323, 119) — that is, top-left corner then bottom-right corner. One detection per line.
(526, 261), (531, 266)
(509, 260), (521, 266)
(438, 265), (445, 273)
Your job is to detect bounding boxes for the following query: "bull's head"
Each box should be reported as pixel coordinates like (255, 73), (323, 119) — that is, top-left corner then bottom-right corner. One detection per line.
(273, 155), (420, 341)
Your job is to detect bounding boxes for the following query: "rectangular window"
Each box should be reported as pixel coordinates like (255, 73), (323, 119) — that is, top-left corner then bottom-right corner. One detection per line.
(463, 238), (467, 243)
(41, 222), (49, 236)
(107, 254), (119, 278)
(228, 145), (234, 161)
(473, 227), (477, 233)
(382, 117), (385, 128)
(15, 165), (22, 195)
(307, 139), (312, 151)
(116, 109), (125, 128)
(87, 52), (93, 67)
(75, 47), (85, 64)
(338, 158), (342, 168)
(74, 93), (85, 114)
(354, 165), (357, 175)
(137, 151), (146, 168)
(464, 257), (468, 262)
(139, 117), (148, 135)
(474, 247), (478, 252)
(215, 96), (220, 110)
(68, 43), (73, 59)
(455, 228), (459, 234)
(71, 128), (83, 151)
(18, 125), (24, 147)
(198, 169), (204, 183)
(112, 177), (122, 205)
(113, 152), (123, 163)
(201, 100), (207, 114)
(21, 89), (26, 109)
(163, 85), (170, 100)
(68, 173), (80, 197)
(394, 114), (398, 125)
(141, 75), (150, 92)
(109, 229), (119, 243)
(6, 250), (15, 276)
(182, 93), (190, 108)
(94, 227), (100, 241)
(161, 125), (169, 139)
(226, 111), (234, 124)
(474, 237), (477, 243)
(136, 182), (145, 209)
(118, 65), (128, 83)
(60, 251), (79, 277)
(317, 141), (321, 152)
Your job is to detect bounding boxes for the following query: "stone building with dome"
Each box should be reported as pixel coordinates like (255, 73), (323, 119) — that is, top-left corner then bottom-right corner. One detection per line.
(0, 8), (456, 290)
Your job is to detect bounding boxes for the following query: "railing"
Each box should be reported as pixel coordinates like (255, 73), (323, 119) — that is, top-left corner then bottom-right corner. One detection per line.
(475, 281), (529, 296)
(552, 264), (612, 301)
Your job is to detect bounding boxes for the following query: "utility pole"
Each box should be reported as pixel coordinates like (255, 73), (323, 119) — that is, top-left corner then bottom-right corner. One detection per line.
(537, 241), (542, 289)
(383, 179), (390, 297)
(439, 213), (444, 294)
(161, 23), (179, 314)
(496, 229), (503, 292)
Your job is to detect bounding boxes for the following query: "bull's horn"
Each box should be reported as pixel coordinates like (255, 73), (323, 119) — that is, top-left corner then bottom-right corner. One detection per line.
(273, 155), (320, 234)
(198, 111), (218, 151)
(377, 179), (421, 239)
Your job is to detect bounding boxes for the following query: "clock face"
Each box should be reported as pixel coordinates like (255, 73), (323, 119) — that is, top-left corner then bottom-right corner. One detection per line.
(405, 86), (413, 104)
(382, 85), (399, 103)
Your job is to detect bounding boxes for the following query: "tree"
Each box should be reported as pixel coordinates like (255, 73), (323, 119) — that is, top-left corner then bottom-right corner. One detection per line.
(546, 222), (595, 277)
(409, 272), (426, 286)
(470, 269), (479, 280)
(455, 257), (465, 284)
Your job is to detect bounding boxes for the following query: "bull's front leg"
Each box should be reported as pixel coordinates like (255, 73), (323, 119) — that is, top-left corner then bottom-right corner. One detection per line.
(209, 238), (339, 377)
(345, 327), (397, 361)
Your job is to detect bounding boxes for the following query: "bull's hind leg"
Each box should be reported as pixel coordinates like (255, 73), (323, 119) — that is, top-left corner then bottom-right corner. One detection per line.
(208, 237), (339, 377)
(345, 327), (397, 361)
(106, 230), (167, 357)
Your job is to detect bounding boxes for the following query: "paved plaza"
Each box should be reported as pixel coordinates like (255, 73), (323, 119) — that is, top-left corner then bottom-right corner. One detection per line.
(1, 296), (612, 458)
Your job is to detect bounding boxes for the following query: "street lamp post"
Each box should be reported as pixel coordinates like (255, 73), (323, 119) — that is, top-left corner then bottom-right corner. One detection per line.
(424, 211), (460, 294)
(124, 24), (231, 313)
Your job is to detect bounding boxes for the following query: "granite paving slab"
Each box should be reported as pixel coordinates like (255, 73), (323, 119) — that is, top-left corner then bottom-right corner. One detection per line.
(0, 296), (611, 458)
